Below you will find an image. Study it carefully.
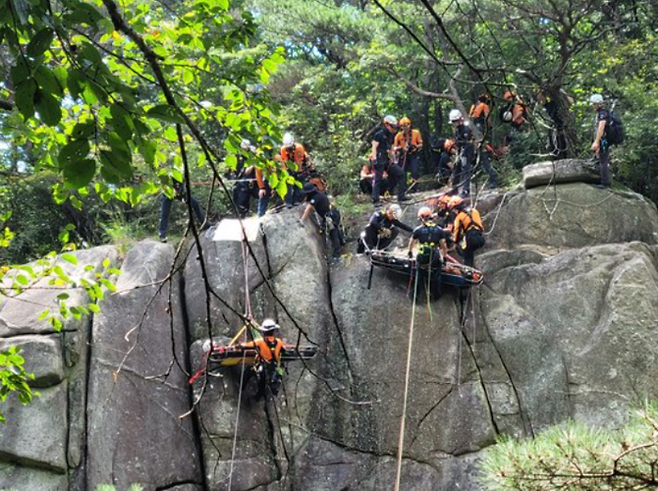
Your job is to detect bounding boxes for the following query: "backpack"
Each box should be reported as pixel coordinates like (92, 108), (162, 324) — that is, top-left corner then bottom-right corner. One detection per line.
(605, 111), (625, 146)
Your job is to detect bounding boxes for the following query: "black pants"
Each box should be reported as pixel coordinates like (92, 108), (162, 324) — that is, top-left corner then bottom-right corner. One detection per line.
(323, 208), (344, 258)
(460, 230), (485, 268)
(360, 177), (389, 196)
(233, 183), (259, 216)
(255, 364), (282, 399)
(360, 225), (398, 252)
(387, 163), (407, 199)
(452, 148), (473, 196)
(479, 150), (498, 188)
(415, 256), (443, 301)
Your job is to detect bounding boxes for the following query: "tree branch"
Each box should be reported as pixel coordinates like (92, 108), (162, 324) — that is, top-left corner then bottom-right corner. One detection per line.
(0, 99), (13, 111)
(384, 66), (457, 101)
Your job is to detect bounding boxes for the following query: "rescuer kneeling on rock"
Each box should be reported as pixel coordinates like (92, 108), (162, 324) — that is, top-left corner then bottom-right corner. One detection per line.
(357, 204), (413, 253)
(239, 319), (285, 398)
(299, 182), (344, 263)
(408, 207), (450, 301)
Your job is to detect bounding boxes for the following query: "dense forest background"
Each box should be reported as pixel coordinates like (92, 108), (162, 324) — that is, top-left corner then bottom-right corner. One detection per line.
(1, 0), (657, 263)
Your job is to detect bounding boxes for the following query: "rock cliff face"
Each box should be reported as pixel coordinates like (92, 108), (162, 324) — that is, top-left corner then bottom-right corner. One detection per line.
(2, 161), (658, 490)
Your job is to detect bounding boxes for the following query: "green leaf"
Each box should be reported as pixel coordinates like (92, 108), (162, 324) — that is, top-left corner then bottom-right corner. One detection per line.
(14, 81), (37, 119)
(225, 154), (237, 170)
(34, 89), (62, 126)
(35, 65), (63, 97)
(37, 309), (50, 321)
(60, 253), (78, 265)
(100, 150), (133, 183)
(147, 104), (183, 123)
(66, 2), (103, 26)
(67, 70), (85, 99)
(57, 293), (69, 300)
(110, 103), (134, 140)
(63, 159), (96, 188)
(27, 28), (54, 57)
(71, 121), (95, 139)
(15, 275), (28, 285)
(10, 59), (30, 85)
(58, 140), (90, 168)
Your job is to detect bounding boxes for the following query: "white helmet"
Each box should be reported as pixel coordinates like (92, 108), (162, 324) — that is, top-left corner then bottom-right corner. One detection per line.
(589, 93), (604, 104)
(259, 318), (280, 332)
(282, 133), (295, 146)
(383, 115), (398, 126)
(386, 204), (402, 220)
(449, 109), (463, 122)
(240, 138), (251, 150)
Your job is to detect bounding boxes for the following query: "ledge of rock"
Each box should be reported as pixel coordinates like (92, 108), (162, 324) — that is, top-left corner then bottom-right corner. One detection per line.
(522, 159), (600, 188)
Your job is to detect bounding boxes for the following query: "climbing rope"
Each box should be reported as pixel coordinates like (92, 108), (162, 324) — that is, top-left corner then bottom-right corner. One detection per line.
(393, 270), (420, 491)
(227, 238), (253, 491)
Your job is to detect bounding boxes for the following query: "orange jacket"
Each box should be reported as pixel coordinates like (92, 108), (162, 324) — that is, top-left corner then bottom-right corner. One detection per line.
(453, 208), (484, 243)
(280, 143), (307, 166)
(512, 101), (527, 126)
(242, 335), (284, 364)
(469, 102), (490, 120)
(394, 129), (423, 151)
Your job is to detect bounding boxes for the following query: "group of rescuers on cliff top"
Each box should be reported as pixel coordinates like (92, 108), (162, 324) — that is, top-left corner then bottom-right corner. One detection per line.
(195, 93), (620, 399)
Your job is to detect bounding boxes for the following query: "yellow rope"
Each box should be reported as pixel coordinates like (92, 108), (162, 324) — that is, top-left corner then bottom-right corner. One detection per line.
(393, 269), (420, 491)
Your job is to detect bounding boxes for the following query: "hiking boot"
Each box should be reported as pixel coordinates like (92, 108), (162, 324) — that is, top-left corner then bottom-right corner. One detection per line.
(159, 236), (167, 243)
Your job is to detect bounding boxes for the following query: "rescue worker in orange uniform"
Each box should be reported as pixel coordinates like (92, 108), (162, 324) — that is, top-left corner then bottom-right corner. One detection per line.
(239, 319), (285, 398)
(394, 116), (423, 183)
(450, 198), (485, 268)
(469, 93), (491, 136)
(280, 133), (311, 207)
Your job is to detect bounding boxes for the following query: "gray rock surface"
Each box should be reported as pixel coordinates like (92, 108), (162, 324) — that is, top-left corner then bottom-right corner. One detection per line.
(522, 158), (600, 188)
(0, 246), (118, 337)
(0, 334), (64, 387)
(487, 183), (658, 250)
(4, 165), (658, 490)
(0, 465), (68, 491)
(86, 241), (202, 490)
(0, 384), (68, 472)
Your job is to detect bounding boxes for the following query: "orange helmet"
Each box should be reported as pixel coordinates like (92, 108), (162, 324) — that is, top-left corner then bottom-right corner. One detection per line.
(437, 194), (452, 209)
(399, 117), (411, 128)
(447, 195), (464, 210)
(417, 206), (434, 220)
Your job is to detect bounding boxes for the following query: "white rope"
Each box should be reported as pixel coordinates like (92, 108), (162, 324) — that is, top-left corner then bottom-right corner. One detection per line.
(393, 270), (420, 491)
(228, 238), (254, 490)
(227, 346), (247, 491)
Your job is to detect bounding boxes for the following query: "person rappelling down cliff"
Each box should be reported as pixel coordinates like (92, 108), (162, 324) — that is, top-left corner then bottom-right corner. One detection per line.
(237, 319), (285, 399)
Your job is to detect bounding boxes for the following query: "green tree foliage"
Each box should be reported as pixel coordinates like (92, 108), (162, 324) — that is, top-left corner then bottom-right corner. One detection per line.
(481, 402), (658, 490)
(0, 0), (288, 417)
(251, 0), (658, 199)
(0, 346), (34, 422)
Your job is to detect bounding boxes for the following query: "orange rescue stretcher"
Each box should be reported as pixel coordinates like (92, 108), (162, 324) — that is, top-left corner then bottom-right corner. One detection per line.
(189, 342), (318, 383)
(367, 248), (484, 289)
